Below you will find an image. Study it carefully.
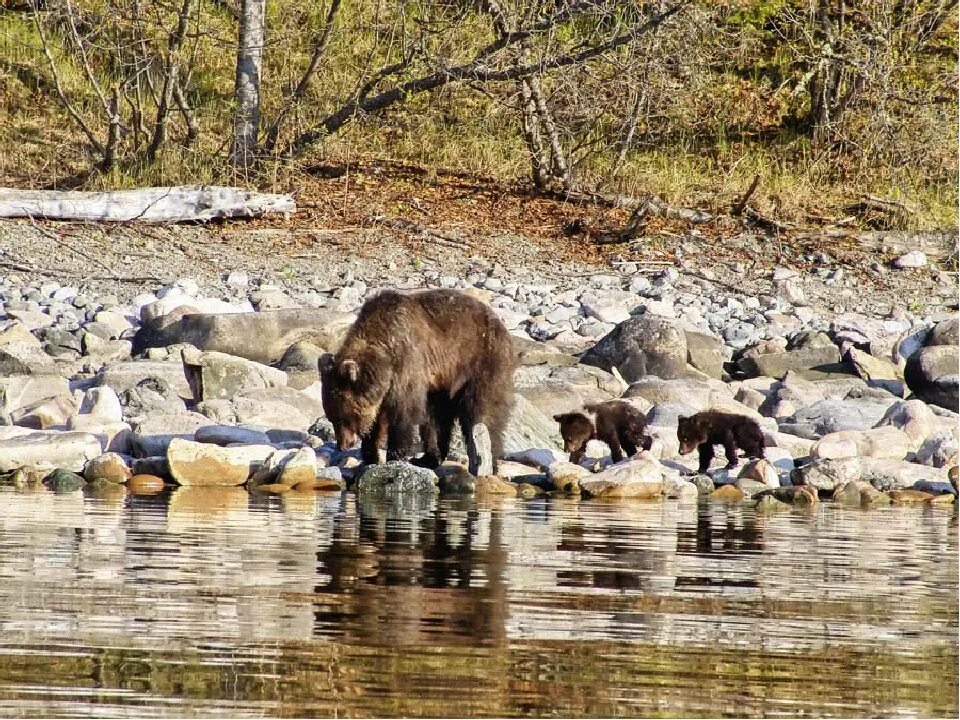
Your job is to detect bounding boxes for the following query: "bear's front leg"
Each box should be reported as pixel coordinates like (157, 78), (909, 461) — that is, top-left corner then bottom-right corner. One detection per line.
(386, 413), (417, 462)
(361, 412), (389, 465)
(697, 443), (714, 474)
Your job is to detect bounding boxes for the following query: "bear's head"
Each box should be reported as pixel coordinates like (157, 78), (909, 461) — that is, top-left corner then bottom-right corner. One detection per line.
(676, 415), (708, 455)
(552, 412), (595, 454)
(319, 351), (391, 450)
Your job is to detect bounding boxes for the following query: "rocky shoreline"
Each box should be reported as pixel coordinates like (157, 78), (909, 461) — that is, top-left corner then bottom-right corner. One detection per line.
(1, 241), (957, 510)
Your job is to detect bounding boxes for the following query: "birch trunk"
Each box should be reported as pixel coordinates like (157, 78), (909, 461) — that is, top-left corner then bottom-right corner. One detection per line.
(233, 0), (267, 167)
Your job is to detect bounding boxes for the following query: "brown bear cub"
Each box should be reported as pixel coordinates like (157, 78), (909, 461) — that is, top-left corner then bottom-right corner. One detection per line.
(677, 411), (765, 473)
(319, 289), (516, 475)
(554, 400), (652, 464)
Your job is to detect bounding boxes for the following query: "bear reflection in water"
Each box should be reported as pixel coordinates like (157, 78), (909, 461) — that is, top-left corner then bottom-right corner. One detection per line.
(312, 498), (510, 645)
(310, 496), (767, 642)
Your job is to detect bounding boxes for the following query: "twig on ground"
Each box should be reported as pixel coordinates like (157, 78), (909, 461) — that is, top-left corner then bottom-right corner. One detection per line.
(731, 174), (761, 217)
(742, 206), (795, 233)
(367, 215), (474, 251)
(25, 213), (121, 280)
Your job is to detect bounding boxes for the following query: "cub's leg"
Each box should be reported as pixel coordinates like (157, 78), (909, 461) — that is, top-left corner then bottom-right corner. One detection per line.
(722, 431), (739, 468)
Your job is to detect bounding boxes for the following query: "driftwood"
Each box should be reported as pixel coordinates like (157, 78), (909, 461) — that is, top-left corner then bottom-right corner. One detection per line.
(0, 186), (295, 223)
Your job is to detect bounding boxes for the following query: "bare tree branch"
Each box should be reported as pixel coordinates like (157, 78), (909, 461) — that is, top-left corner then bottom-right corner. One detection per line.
(31, 1), (106, 157)
(263, 0), (342, 153)
(285, 2), (688, 157)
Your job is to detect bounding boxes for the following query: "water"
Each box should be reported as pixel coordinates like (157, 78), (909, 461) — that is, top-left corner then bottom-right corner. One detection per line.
(0, 485), (956, 718)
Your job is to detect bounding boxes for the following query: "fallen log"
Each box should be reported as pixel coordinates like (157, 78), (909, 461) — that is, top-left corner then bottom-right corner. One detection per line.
(0, 185), (295, 223)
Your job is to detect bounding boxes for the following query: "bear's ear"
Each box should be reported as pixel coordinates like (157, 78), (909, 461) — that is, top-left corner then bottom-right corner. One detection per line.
(553, 414), (564, 422)
(319, 353), (335, 377)
(340, 359), (360, 382)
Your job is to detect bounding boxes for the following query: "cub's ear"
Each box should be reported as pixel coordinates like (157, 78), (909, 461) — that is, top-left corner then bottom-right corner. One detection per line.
(340, 359), (360, 382)
(319, 353), (336, 376)
(553, 414), (564, 422)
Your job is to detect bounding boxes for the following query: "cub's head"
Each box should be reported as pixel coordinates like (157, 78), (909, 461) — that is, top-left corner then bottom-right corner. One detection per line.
(553, 412), (595, 454)
(677, 415), (708, 455)
(319, 351), (391, 450)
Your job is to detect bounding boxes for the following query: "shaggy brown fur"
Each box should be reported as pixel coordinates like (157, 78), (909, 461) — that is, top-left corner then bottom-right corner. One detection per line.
(677, 410), (765, 473)
(554, 400), (651, 464)
(319, 289), (516, 474)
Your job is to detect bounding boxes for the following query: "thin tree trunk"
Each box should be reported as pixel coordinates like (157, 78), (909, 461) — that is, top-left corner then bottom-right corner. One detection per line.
(233, 0), (267, 168)
(146, 0), (193, 162)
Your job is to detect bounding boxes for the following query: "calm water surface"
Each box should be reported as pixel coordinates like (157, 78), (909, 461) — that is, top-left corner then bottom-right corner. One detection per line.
(0, 485), (956, 718)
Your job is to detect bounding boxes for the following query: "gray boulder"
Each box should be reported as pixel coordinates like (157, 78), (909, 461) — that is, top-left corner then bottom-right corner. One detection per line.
(96, 361), (193, 401)
(502, 394), (563, 454)
(782, 396), (897, 437)
(685, 330), (726, 379)
(790, 457), (861, 491)
(130, 412), (215, 457)
(581, 314), (687, 382)
(181, 348), (287, 402)
(511, 335), (579, 367)
(356, 461), (438, 495)
(118, 377), (187, 419)
(279, 340), (325, 389)
(513, 363), (622, 419)
(928, 317), (959, 347)
(904, 345), (959, 411)
(133, 308), (356, 365)
(738, 345), (841, 379)
(0, 431), (102, 472)
(0, 375), (70, 418)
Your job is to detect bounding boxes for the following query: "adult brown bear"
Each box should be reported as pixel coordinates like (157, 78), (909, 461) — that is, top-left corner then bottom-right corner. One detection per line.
(319, 289), (515, 474)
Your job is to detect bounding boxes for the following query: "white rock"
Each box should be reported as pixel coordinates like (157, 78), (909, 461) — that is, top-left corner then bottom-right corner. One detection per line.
(580, 458), (664, 498)
(195, 425), (272, 446)
(0, 375), (71, 416)
(506, 447), (564, 469)
(873, 399), (937, 450)
(131, 412), (215, 456)
(492, 306), (530, 331)
(579, 289), (641, 324)
(811, 427), (912, 460)
(893, 251), (927, 269)
(167, 438), (277, 487)
(662, 476), (699, 502)
(76, 386), (123, 423)
(0, 431), (102, 472)
(93, 310), (134, 338)
(915, 430), (959, 468)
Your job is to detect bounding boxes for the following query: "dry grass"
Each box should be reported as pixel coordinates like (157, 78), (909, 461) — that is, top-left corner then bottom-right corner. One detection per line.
(0, 4), (955, 231)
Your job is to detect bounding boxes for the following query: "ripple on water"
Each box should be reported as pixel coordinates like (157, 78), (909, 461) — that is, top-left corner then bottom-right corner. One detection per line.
(0, 485), (955, 717)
